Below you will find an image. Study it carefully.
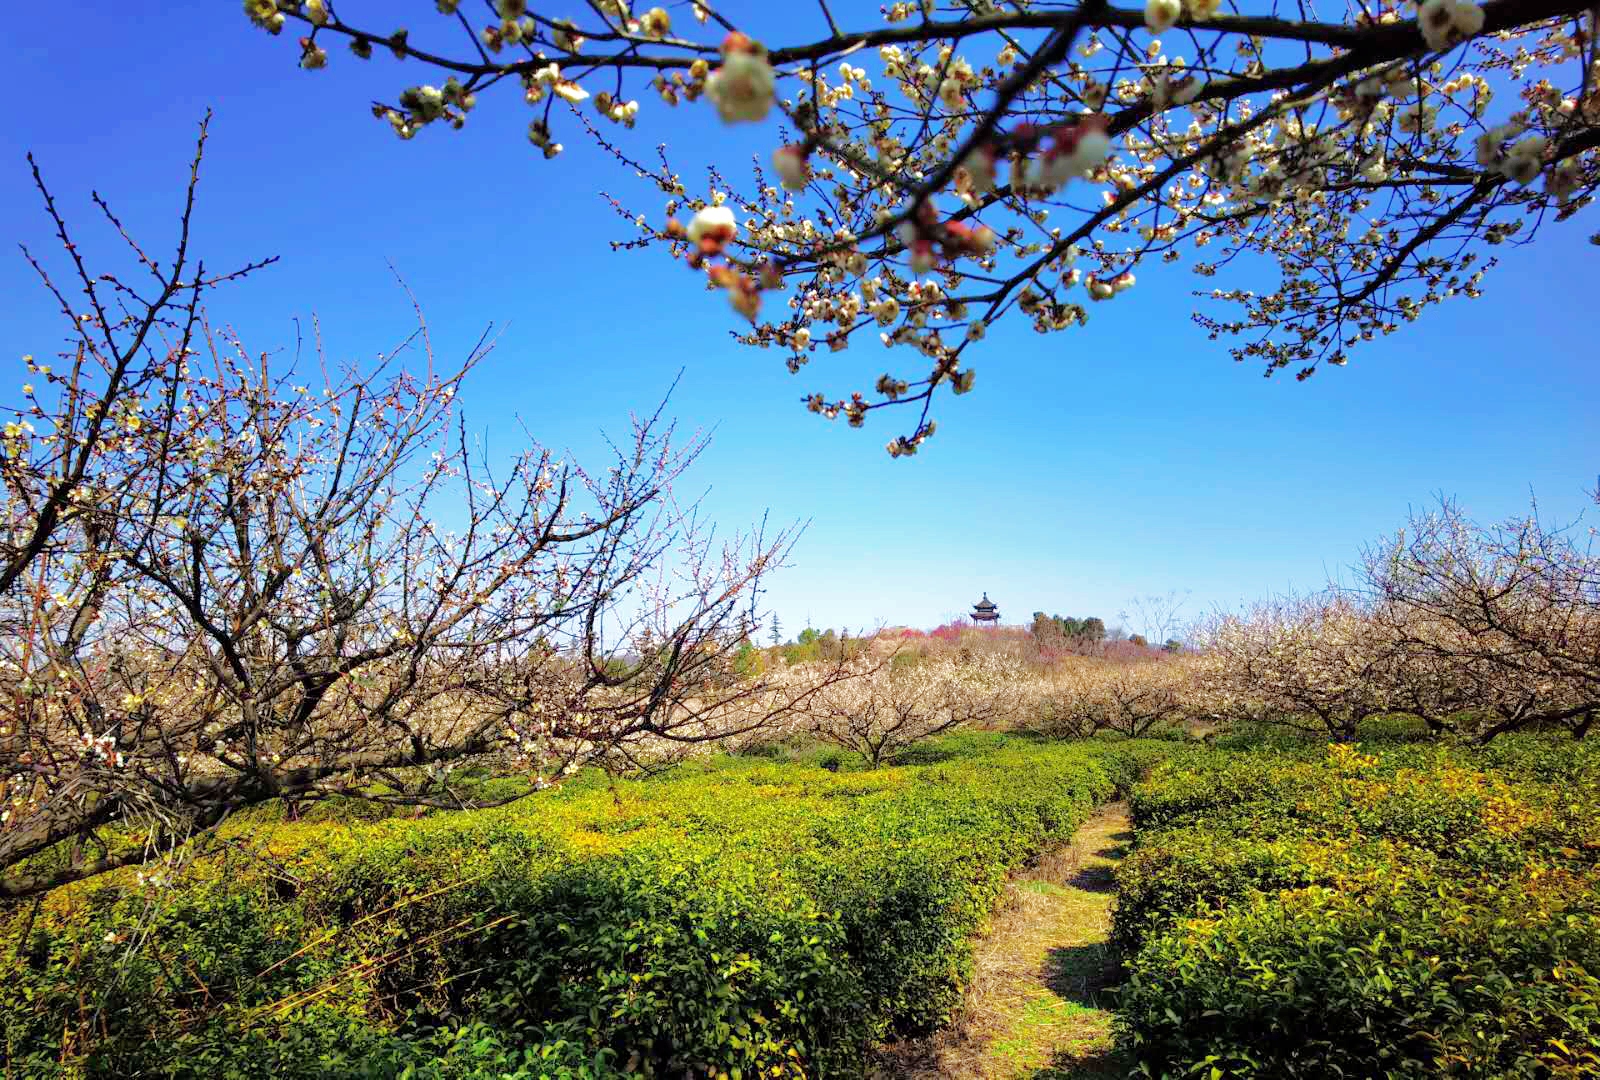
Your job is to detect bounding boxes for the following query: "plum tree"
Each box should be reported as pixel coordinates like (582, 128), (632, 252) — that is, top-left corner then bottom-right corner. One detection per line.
(243, 0), (1597, 453)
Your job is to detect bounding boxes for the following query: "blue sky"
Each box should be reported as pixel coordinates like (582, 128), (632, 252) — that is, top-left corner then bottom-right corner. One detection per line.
(3, 1), (1594, 637)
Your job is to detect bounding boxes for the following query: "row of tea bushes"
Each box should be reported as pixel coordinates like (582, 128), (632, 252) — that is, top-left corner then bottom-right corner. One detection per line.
(1, 734), (1178, 1078)
(1114, 737), (1600, 1077)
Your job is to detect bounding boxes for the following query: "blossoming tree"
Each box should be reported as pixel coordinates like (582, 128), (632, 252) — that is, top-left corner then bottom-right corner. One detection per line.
(801, 651), (1024, 764)
(243, 0), (1596, 454)
(1361, 497), (1599, 740)
(0, 128), (851, 898)
(1191, 593), (1412, 738)
(1031, 653), (1193, 735)
(1190, 497), (1598, 740)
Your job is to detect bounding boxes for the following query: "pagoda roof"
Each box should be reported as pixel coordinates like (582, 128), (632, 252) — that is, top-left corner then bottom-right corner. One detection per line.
(972, 593), (998, 611)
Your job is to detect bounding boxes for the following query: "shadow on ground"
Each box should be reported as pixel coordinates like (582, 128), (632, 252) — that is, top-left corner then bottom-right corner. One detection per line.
(1062, 861), (1117, 893)
(1042, 941), (1117, 1007)
(1020, 1046), (1133, 1080)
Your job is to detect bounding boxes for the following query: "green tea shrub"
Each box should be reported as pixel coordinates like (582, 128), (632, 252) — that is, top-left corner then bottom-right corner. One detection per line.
(1110, 828), (1378, 956)
(1115, 738), (1600, 1078)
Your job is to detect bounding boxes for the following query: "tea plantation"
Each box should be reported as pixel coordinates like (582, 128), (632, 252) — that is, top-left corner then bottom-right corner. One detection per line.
(6, 731), (1597, 1078)
(1, 734), (1174, 1078)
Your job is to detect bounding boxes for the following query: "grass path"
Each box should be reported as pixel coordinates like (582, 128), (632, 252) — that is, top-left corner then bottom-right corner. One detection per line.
(873, 803), (1134, 1079)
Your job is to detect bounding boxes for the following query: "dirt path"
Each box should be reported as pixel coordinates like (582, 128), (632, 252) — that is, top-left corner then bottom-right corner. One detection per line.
(873, 803), (1134, 1079)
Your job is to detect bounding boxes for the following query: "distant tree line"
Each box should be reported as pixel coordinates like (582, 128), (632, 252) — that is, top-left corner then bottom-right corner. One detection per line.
(1026, 610), (1192, 659)
(1029, 612), (1107, 656)
(773, 626), (856, 667)
(1031, 613), (1108, 642)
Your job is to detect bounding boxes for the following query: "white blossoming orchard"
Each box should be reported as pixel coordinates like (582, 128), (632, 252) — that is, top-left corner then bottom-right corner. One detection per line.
(245, 0), (1599, 457)
(800, 653), (1027, 766)
(1186, 497), (1600, 743)
(0, 125), (859, 899)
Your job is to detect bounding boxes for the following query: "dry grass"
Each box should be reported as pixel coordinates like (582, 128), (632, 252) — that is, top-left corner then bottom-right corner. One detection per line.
(871, 804), (1134, 1080)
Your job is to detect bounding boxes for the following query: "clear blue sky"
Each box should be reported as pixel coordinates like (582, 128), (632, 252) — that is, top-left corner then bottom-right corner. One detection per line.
(3, 1), (1594, 637)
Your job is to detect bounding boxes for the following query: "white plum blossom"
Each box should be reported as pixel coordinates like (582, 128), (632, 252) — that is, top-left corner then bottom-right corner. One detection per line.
(687, 204), (738, 252)
(706, 35), (776, 123)
(1396, 102), (1436, 133)
(244, 0), (285, 33)
(527, 120), (563, 158)
(772, 145), (810, 191)
(551, 18), (584, 51)
(525, 63), (589, 104)
(78, 730), (126, 768)
(879, 44), (907, 79)
(1145, 0), (1182, 34)
(1546, 159), (1583, 201)
(1475, 122), (1525, 165)
(1019, 122), (1111, 194)
(1074, 129), (1112, 170)
(798, 653), (1025, 761)
(956, 146), (999, 197)
(639, 6), (671, 38)
(939, 77), (966, 110)
(596, 92), (641, 126)
(1417, 0), (1486, 51)
(1500, 134), (1548, 183)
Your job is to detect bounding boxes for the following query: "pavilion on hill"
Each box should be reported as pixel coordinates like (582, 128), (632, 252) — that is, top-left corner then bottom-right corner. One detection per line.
(971, 593), (1000, 625)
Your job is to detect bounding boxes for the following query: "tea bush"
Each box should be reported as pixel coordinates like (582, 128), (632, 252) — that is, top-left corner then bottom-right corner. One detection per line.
(1, 735), (1176, 1078)
(1116, 737), (1600, 1078)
